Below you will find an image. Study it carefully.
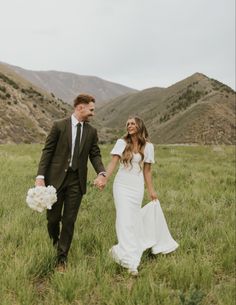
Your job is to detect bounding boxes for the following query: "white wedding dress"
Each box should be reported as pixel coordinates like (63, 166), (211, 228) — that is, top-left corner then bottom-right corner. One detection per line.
(109, 139), (179, 271)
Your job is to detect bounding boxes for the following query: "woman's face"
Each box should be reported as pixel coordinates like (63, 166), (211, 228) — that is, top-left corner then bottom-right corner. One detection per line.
(126, 118), (138, 135)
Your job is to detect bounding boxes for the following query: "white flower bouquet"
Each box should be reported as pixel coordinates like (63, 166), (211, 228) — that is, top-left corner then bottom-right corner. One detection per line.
(26, 185), (57, 212)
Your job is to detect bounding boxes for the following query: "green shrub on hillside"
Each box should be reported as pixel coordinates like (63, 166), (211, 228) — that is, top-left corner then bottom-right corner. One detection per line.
(0, 72), (19, 89)
(0, 85), (6, 93)
(160, 89), (205, 123)
(21, 87), (43, 97)
(210, 78), (234, 94)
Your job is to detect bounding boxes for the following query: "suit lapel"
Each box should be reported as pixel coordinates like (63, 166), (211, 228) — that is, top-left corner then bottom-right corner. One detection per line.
(79, 122), (88, 155)
(66, 117), (72, 152)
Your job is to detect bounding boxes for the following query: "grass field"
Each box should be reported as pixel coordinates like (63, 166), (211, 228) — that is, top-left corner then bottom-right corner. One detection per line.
(0, 144), (235, 305)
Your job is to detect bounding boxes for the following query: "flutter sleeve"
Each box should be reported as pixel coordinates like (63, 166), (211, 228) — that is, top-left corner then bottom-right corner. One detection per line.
(144, 142), (155, 163)
(110, 139), (126, 157)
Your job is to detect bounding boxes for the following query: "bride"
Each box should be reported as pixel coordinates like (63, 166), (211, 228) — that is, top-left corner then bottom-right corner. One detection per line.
(95, 116), (178, 275)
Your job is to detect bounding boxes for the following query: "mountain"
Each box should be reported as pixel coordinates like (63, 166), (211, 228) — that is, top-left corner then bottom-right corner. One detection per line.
(1, 63), (235, 145)
(96, 73), (236, 144)
(2, 62), (138, 106)
(0, 63), (72, 144)
(0, 63), (119, 144)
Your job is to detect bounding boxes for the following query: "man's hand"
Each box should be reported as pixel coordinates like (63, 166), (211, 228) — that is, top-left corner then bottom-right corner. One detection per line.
(35, 178), (45, 187)
(94, 175), (107, 191)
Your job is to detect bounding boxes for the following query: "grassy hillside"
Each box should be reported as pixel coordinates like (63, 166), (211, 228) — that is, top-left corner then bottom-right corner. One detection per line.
(153, 100), (235, 144)
(0, 63), (119, 144)
(1, 67), (234, 145)
(96, 73), (235, 144)
(0, 144), (235, 305)
(0, 63), (72, 143)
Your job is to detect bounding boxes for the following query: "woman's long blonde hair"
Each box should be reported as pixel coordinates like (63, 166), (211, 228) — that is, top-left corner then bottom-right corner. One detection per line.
(121, 116), (149, 168)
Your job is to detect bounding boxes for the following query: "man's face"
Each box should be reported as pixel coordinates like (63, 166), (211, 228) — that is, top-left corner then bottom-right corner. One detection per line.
(76, 102), (95, 122)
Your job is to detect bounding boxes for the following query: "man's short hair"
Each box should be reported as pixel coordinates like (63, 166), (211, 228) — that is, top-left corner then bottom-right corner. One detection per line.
(74, 94), (95, 107)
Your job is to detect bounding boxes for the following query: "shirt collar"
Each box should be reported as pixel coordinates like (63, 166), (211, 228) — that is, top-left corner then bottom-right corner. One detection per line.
(71, 114), (84, 127)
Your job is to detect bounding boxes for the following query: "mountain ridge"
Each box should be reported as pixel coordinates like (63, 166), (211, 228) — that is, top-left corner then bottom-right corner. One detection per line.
(1, 62), (138, 106)
(96, 72), (235, 144)
(0, 62), (235, 145)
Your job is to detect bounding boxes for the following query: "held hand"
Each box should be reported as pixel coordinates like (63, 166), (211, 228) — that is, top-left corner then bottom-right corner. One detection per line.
(35, 178), (45, 187)
(93, 178), (100, 190)
(94, 180), (105, 191)
(94, 175), (107, 191)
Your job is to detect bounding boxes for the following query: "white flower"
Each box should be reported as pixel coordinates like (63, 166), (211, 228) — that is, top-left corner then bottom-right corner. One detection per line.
(26, 186), (57, 212)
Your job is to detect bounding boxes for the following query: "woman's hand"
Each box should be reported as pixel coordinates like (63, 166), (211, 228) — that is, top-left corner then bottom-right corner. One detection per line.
(144, 163), (158, 201)
(149, 190), (158, 201)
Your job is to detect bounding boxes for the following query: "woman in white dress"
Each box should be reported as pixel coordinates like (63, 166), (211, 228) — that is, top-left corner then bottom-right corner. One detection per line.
(98, 116), (178, 275)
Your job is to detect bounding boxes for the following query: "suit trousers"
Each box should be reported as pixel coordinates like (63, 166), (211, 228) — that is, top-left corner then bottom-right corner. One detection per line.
(46, 168), (83, 262)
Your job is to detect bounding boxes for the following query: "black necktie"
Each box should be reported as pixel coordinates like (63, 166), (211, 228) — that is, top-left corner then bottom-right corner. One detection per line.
(71, 123), (81, 171)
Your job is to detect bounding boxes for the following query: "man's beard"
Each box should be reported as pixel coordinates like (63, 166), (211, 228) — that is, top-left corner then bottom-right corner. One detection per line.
(85, 115), (93, 122)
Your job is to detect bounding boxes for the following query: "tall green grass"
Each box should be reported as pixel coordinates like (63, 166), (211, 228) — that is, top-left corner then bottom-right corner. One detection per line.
(0, 144), (235, 305)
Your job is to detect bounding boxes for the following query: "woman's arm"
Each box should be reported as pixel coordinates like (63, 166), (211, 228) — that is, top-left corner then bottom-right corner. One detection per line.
(106, 155), (120, 179)
(94, 155), (120, 189)
(143, 163), (158, 200)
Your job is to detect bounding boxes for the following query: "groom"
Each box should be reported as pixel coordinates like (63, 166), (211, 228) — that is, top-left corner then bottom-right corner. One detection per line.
(35, 94), (107, 270)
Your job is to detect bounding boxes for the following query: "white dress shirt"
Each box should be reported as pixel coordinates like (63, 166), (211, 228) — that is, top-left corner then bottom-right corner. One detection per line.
(70, 114), (84, 167)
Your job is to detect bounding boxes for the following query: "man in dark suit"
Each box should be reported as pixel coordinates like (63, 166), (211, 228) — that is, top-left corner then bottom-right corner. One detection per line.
(35, 94), (106, 271)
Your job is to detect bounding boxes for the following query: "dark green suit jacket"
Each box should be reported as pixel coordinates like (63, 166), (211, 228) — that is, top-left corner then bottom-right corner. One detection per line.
(37, 117), (105, 194)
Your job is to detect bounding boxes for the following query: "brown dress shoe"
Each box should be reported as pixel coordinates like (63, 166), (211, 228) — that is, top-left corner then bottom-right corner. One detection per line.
(55, 261), (67, 273)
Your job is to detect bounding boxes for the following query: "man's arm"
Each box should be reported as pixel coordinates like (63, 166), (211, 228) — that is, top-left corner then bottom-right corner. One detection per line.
(35, 122), (60, 186)
(89, 129), (107, 189)
(89, 129), (105, 174)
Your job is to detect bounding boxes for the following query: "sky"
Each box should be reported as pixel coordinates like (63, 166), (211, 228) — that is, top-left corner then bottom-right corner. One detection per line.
(0, 0), (235, 90)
